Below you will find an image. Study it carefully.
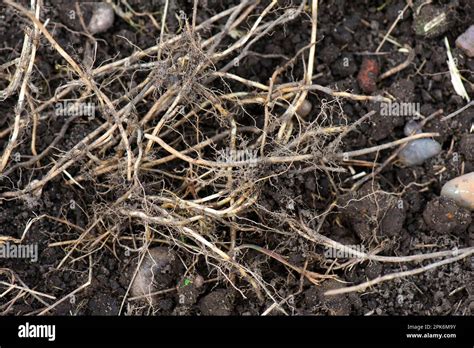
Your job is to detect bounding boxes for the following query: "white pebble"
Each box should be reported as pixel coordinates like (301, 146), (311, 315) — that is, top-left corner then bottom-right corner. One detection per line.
(88, 3), (115, 34)
(398, 138), (441, 166)
(441, 172), (474, 210)
(399, 121), (441, 166)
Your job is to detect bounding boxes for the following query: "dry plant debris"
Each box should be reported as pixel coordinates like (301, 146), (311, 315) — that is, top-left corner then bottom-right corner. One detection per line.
(0, 0), (472, 316)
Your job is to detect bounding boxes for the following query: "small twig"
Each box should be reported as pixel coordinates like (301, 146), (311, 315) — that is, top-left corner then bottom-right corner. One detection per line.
(157, 0), (169, 60)
(376, 2), (411, 52)
(0, 0), (40, 173)
(379, 44), (415, 80)
(325, 249), (473, 296)
(338, 132), (439, 159)
(441, 100), (474, 121)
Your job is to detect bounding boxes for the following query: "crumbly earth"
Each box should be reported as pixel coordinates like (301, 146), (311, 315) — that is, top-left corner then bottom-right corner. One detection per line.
(0, 0), (473, 316)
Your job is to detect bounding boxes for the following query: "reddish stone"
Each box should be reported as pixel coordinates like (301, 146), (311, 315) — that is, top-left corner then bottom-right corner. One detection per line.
(357, 57), (380, 94)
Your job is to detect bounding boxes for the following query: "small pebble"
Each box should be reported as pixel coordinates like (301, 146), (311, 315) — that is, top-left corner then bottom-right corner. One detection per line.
(88, 3), (115, 34)
(398, 121), (441, 166)
(296, 99), (312, 118)
(403, 120), (422, 136)
(441, 172), (474, 210)
(456, 25), (474, 58)
(194, 275), (205, 288)
(399, 139), (441, 166)
(131, 247), (179, 300)
(357, 57), (379, 94)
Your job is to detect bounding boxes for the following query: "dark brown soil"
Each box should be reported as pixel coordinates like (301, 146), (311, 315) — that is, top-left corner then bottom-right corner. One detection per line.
(0, 0), (473, 316)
